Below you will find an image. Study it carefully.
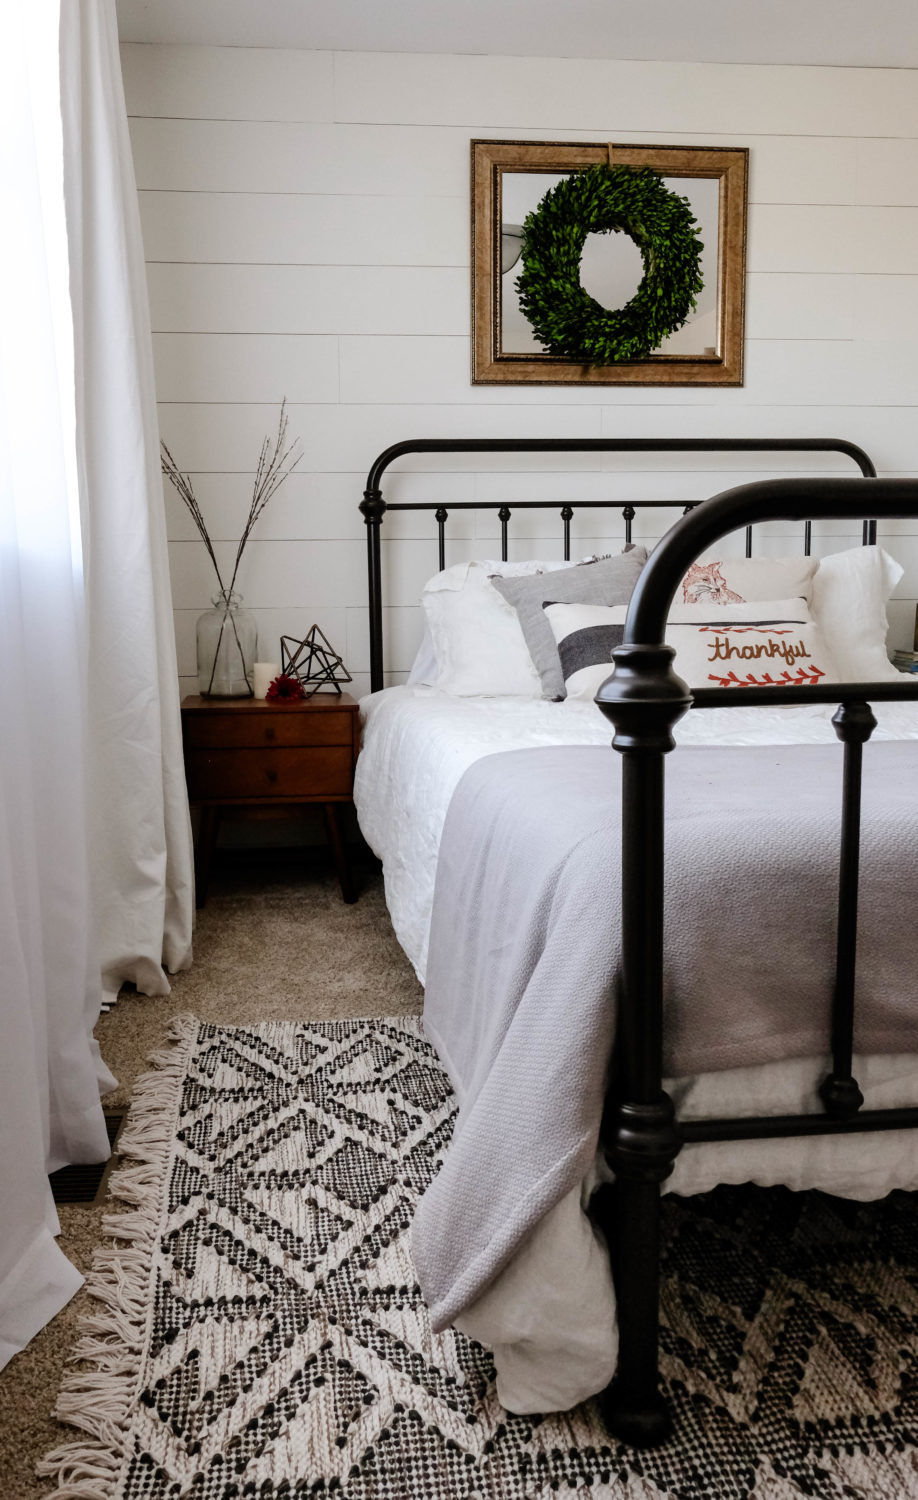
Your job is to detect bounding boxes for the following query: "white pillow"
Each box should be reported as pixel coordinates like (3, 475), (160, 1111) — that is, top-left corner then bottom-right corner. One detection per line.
(544, 597), (838, 700)
(420, 557), (577, 697)
(405, 624), (438, 686)
(809, 545), (903, 683)
(679, 554), (818, 604)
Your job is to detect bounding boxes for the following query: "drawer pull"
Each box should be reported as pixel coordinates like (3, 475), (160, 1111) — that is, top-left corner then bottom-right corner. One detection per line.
(265, 769), (278, 784)
(265, 727), (276, 741)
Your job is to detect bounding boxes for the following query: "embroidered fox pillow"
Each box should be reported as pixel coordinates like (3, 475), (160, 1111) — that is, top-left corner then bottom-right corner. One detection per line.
(679, 555), (818, 606)
(543, 597), (838, 699)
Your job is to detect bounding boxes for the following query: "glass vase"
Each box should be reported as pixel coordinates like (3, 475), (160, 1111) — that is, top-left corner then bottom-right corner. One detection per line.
(196, 590), (257, 697)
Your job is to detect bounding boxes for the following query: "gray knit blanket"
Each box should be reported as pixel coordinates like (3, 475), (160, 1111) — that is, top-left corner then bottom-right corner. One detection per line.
(413, 741), (918, 1331)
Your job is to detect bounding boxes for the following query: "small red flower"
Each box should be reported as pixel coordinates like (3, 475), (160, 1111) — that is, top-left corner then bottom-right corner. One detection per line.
(265, 673), (305, 702)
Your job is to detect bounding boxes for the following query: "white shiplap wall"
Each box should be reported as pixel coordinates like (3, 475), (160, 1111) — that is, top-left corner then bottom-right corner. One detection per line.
(120, 44), (918, 699)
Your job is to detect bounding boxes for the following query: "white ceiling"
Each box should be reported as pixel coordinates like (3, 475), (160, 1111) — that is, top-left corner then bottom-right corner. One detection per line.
(115, 0), (918, 70)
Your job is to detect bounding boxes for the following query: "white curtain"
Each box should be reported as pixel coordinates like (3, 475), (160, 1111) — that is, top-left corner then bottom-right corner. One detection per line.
(0, 0), (193, 1366)
(61, 0), (194, 1002)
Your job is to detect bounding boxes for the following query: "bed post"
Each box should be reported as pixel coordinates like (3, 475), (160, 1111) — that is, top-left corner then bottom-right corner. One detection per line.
(360, 487), (387, 693)
(594, 643), (692, 1446)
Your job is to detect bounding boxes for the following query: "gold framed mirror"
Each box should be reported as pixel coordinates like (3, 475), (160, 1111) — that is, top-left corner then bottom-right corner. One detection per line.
(471, 139), (748, 387)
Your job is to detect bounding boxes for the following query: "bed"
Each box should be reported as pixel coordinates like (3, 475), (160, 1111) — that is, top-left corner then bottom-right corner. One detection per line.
(353, 437), (918, 1445)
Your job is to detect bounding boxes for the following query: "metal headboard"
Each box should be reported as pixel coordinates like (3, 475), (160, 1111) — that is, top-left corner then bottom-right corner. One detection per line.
(360, 437), (877, 692)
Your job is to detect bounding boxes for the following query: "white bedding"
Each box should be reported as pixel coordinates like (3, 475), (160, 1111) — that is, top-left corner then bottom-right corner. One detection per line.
(354, 686), (918, 1412)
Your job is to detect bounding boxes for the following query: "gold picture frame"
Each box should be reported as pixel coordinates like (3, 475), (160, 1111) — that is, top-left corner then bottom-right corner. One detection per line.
(471, 139), (748, 387)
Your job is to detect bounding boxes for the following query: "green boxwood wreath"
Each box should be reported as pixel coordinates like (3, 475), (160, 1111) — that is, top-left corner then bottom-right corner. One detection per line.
(516, 165), (705, 364)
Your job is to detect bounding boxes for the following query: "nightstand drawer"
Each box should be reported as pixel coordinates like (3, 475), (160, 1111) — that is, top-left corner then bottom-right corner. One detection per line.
(185, 746), (353, 800)
(183, 709), (354, 750)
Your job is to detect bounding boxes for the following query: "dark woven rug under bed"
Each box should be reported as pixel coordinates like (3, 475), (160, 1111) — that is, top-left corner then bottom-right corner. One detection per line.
(39, 1017), (918, 1499)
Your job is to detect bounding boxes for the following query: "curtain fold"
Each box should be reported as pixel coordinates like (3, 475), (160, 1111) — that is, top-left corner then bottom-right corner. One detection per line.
(0, 0), (194, 1367)
(61, 0), (194, 1002)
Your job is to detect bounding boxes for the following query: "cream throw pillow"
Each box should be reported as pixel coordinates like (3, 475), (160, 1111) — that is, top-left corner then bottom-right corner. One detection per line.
(679, 554), (818, 605)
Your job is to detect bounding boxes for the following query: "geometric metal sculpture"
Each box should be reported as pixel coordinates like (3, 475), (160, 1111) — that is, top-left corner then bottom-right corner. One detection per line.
(280, 625), (353, 697)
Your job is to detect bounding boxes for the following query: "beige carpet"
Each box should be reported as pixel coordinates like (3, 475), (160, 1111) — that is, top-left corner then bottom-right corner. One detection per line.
(0, 854), (421, 1500)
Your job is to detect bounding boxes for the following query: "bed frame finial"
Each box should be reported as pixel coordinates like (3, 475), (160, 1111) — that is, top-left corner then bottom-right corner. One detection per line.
(595, 643), (692, 753)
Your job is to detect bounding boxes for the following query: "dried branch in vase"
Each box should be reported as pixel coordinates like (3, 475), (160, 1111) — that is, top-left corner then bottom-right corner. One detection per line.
(160, 443), (227, 592)
(160, 401), (303, 697)
(160, 399), (303, 591)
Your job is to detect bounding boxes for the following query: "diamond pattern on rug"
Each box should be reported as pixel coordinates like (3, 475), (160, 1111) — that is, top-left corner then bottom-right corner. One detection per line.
(47, 1019), (918, 1500)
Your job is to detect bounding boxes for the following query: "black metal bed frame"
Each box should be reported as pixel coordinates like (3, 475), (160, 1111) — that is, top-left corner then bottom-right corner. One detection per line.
(360, 436), (918, 1446)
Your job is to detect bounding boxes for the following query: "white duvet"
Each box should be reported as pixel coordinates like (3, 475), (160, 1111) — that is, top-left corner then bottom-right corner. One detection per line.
(354, 686), (918, 1412)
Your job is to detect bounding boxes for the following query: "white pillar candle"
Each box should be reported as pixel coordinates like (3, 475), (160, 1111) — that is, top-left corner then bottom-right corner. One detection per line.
(253, 662), (280, 699)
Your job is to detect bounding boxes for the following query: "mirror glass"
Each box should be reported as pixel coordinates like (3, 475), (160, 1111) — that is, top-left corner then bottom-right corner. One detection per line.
(500, 172), (720, 358)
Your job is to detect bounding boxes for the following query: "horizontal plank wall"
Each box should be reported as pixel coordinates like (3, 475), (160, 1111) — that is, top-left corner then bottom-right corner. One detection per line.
(120, 43), (918, 699)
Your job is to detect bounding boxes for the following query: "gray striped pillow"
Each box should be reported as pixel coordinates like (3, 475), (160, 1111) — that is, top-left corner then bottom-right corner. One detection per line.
(491, 548), (647, 699)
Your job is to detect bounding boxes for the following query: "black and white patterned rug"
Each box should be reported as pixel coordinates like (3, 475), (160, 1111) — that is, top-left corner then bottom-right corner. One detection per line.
(40, 1017), (918, 1499)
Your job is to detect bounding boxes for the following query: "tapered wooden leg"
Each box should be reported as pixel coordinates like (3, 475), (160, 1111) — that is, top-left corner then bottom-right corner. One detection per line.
(194, 805), (221, 908)
(324, 803), (356, 903)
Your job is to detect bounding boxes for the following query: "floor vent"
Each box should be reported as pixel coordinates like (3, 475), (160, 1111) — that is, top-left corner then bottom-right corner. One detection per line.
(49, 1110), (125, 1205)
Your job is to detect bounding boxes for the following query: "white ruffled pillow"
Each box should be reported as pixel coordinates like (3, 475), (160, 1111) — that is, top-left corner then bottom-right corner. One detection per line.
(545, 598), (838, 700)
(419, 558), (577, 697)
(809, 545), (902, 682)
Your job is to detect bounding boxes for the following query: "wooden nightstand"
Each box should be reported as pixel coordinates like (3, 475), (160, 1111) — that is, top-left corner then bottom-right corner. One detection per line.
(181, 693), (360, 907)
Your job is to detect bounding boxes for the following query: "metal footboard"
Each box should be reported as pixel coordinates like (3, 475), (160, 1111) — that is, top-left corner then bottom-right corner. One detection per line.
(595, 475), (918, 1445)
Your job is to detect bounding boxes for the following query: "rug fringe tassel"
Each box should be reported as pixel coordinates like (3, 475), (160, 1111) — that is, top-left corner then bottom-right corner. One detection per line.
(35, 1441), (120, 1500)
(36, 1013), (199, 1499)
